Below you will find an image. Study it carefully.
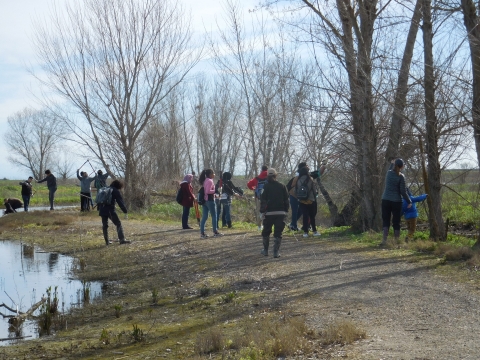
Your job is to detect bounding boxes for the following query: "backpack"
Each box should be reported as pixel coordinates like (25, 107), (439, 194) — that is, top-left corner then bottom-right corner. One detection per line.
(197, 186), (205, 205)
(96, 186), (113, 206)
(296, 176), (310, 201)
(176, 187), (183, 204)
(255, 177), (267, 199)
(286, 177), (295, 192)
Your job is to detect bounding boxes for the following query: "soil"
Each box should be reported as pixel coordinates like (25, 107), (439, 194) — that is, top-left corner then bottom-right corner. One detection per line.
(1, 213), (480, 359)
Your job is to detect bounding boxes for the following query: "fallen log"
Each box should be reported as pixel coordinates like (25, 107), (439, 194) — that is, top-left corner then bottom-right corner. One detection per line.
(7, 298), (46, 325)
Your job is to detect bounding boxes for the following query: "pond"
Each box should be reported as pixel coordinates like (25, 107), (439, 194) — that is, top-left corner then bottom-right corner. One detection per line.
(0, 240), (102, 345)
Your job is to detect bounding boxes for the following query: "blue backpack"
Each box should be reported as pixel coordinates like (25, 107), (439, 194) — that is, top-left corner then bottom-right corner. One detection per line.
(255, 177), (267, 199)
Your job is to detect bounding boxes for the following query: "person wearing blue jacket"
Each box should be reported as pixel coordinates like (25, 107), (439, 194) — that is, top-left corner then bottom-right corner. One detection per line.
(98, 179), (130, 245)
(402, 188), (427, 242)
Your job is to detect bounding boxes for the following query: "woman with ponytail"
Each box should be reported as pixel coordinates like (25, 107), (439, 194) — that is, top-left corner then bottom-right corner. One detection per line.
(199, 169), (223, 238)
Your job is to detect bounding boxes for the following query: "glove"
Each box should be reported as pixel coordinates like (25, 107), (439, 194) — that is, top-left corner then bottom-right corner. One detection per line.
(124, 214), (128, 220)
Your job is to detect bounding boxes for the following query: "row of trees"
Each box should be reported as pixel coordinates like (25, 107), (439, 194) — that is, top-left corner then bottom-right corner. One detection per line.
(4, 0), (480, 243)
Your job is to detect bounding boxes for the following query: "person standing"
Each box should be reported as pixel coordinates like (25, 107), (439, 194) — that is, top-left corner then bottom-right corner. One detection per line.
(381, 158), (412, 246)
(247, 165), (268, 230)
(179, 174), (196, 229)
(98, 179), (130, 245)
(219, 171), (243, 228)
(199, 169), (223, 238)
(259, 168), (289, 258)
(94, 170), (110, 189)
(19, 176), (34, 212)
(293, 166), (321, 238)
(77, 169), (96, 211)
(36, 170), (57, 210)
(286, 162), (307, 231)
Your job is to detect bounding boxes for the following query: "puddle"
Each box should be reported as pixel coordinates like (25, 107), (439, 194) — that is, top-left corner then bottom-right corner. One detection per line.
(0, 240), (102, 345)
(0, 206), (77, 217)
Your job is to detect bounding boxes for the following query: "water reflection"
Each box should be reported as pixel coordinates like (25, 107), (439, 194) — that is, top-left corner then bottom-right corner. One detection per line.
(0, 240), (102, 345)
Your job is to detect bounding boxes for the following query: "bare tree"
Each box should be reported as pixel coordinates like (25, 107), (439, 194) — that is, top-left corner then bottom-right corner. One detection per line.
(33, 0), (200, 209)
(4, 108), (64, 179)
(422, 0), (446, 240)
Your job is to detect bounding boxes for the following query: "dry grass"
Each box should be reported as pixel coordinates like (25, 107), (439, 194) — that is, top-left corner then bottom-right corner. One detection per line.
(321, 320), (366, 345)
(194, 327), (224, 355)
(0, 210), (76, 232)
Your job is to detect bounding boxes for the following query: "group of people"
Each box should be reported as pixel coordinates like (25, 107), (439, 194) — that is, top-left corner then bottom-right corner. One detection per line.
(4, 156), (426, 250)
(179, 157), (426, 258)
(4, 170), (56, 214)
(177, 170), (244, 236)
(76, 169), (110, 211)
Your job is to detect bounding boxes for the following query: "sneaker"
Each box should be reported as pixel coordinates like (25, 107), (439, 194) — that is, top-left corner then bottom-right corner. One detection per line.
(303, 233), (309, 238)
(200, 233), (209, 239)
(213, 232), (224, 237)
(182, 226), (194, 229)
(105, 241), (112, 245)
(313, 232), (321, 237)
(119, 240), (131, 244)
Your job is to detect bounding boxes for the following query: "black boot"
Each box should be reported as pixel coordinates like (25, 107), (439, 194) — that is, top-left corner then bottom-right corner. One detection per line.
(227, 221), (232, 228)
(103, 228), (112, 245)
(273, 237), (282, 258)
(261, 237), (269, 256)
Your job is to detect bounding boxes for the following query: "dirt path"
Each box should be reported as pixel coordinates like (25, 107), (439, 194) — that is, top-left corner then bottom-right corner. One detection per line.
(153, 225), (480, 359)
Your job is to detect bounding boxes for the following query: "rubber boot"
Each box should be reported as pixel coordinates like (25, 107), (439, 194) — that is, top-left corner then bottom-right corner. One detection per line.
(380, 227), (388, 247)
(261, 237), (269, 256)
(273, 237), (282, 258)
(394, 229), (400, 244)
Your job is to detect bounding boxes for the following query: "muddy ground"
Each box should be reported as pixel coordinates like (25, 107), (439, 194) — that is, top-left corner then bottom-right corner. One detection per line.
(1, 211), (480, 359)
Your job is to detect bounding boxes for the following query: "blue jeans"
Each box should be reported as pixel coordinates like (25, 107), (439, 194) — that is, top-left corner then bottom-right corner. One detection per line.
(201, 201), (217, 234)
(22, 195), (31, 212)
(182, 206), (191, 228)
(289, 195), (303, 228)
(220, 199), (231, 224)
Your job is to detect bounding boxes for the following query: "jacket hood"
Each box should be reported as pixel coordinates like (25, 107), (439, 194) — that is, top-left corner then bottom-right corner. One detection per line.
(258, 170), (268, 179)
(222, 172), (232, 181)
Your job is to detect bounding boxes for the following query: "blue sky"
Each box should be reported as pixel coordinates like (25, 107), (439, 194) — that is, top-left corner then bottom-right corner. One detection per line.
(0, 0), (259, 180)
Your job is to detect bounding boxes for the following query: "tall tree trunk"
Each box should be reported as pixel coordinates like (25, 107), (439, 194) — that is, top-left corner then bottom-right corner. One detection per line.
(422, 0), (445, 240)
(384, 0), (422, 168)
(460, 0), (480, 248)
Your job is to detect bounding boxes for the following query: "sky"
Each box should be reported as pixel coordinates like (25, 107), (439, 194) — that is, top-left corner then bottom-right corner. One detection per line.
(0, 0), (259, 180)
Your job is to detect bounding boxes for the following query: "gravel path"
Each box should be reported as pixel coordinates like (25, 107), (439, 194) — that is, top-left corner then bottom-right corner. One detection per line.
(190, 229), (480, 359)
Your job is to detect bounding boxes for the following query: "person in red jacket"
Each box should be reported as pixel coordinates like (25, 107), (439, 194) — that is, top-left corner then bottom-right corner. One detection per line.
(247, 165), (268, 230)
(179, 174), (196, 229)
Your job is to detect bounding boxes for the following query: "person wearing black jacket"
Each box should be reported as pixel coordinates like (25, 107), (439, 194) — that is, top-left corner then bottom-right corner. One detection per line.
(219, 171), (243, 228)
(36, 170), (57, 210)
(19, 176), (34, 211)
(98, 179), (130, 245)
(260, 168), (289, 258)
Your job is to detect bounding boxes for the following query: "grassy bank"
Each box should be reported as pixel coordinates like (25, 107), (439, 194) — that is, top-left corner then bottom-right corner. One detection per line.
(0, 180), (80, 206)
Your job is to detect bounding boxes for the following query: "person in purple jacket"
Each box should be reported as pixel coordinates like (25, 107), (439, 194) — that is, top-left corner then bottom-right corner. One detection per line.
(402, 187), (428, 242)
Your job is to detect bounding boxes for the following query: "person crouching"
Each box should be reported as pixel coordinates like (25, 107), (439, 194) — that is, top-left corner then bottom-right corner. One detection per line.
(260, 168), (289, 258)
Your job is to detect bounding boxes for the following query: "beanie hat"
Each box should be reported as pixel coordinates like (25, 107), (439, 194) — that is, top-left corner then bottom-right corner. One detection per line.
(395, 158), (404, 168)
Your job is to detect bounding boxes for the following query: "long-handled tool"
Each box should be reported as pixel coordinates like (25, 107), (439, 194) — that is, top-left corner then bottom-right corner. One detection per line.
(194, 200), (200, 226)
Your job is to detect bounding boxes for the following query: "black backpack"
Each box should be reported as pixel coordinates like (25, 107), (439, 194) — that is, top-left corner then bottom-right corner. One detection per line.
(197, 186), (205, 205)
(96, 187), (113, 206)
(296, 177), (310, 201)
(176, 187), (183, 204)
